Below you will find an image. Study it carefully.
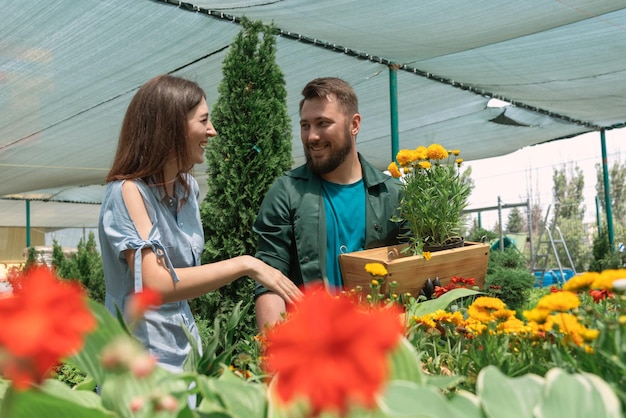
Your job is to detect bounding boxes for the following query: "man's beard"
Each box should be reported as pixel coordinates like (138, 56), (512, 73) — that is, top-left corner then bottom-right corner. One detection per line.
(305, 127), (353, 175)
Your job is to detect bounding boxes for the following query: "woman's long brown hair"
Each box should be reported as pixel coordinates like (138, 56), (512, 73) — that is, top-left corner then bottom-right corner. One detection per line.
(106, 74), (205, 198)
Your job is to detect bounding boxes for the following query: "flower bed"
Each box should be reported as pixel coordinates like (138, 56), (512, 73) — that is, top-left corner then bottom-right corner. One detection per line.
(0, 265), (624, 417)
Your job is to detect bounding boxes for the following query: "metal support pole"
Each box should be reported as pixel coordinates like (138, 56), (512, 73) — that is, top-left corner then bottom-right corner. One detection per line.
(389, 64), (400, 162)
(26, 200), (31, 248)
(497, 196), (504, 251)
(526, 200), (534, 267)
(600, 129), (615, 249)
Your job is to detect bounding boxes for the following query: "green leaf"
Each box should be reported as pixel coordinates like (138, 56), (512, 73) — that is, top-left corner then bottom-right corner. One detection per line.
(376, 380), (464, 418)
(388, 338), (427, 383)
(407, 288), (481, 318)
(477, 365), (543, 418)
(535, 368), (623, 418)
(0, 380), (116, 418)
(67, 299), (129, 385)
(196, 370), (266, 418)
(447, 390), (485, 418)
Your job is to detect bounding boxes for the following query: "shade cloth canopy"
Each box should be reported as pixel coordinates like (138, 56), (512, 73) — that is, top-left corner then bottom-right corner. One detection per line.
(2, 0), (626, 227)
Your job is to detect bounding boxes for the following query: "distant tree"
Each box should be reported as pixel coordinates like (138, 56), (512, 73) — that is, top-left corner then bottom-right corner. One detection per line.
(505, 207), (526, 233)
(51, 232), (105, 304)
(196, 18), (292, 345)
(551, 164), (585, 222)
(546, 163), (591, 272)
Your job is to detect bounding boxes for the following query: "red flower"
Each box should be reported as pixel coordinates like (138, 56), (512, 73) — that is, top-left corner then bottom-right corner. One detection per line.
(264, 284), (403, 416)
(589, 289), (612, 303)
(126, 288), (163, 323)
(0, 266), (95, 390)
(433, 276), (477, 298)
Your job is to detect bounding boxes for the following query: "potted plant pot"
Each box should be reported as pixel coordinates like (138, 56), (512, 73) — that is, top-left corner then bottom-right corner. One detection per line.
(339, 241), (489, 298)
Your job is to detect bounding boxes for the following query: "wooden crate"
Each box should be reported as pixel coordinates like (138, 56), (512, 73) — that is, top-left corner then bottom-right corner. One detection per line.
(339, 241), (489, 297)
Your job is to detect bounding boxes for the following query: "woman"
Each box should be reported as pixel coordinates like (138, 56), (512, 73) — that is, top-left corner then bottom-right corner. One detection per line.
(98, 74), (301, 373)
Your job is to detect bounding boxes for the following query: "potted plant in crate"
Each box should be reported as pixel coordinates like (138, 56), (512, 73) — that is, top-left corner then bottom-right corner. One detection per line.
(390, 143), (470, 255)
(339, 144), (490, 297)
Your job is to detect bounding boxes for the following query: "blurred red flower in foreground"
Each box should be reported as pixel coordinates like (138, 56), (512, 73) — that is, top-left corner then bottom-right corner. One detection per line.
(0, 266), (96, 390)
(126, 287), (163, 323)
(264, 284), (403, 416)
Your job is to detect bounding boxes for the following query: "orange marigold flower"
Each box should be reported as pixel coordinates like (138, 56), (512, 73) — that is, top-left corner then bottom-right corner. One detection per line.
(126, 287), (163, 323)
(467, 296), (507, 323)
(417, 161), (431, 170)
(536, 290), (580, 312)
(414, 146), (428, 160)
(426, 143), (448, 160)
(387, 162), (402, 178)
(0, 266), (95, 390)
(395, 149), (415, 167)
(563, 272), (597, 292)
(264, 284), (403, 416)
(592, 269), (626, 290)
(364, 263), (387, 277)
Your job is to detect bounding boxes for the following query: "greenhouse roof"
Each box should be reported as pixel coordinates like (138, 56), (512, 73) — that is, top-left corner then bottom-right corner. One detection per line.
(2, 0), (626, 227)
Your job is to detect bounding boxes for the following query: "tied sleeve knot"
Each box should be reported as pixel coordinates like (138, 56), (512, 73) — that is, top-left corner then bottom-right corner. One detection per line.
(129, 239), (179, 293)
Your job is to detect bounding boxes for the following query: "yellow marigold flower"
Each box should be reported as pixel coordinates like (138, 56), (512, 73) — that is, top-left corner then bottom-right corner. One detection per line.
(371, 279), (379, 287)
(426, 143), (449, 160)
(581, 328), (600, 342)
(546, 312), (598, 347)
(422, 251), (432, 261)
(412, 315), (437, 329)
(563, 272), (597, 292)
(455, 158), (463, 167)
(497, 317), (531, 335)
(536, 291), (580, 312)
(364, 263), (387, 277)
(387, 162), (402, 178)
(450, 149), (460, 156)
(414, 146), (428, 160)
(592, 269), (626, 290)
(417, 161), (431, 170)
(523, 307), (551, 324)
(396, 149), (415, 167)
(617, 315), (626, 326)
(467, 296), (507, 323)
(465, 318), (487, 335)
(493, 308), (516, 321)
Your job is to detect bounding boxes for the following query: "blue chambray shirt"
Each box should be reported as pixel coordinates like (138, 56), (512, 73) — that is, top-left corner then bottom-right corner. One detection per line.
(98, 175), (204, 372)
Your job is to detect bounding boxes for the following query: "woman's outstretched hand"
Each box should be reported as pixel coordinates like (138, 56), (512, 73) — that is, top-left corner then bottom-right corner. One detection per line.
(247, 256), (303, 305)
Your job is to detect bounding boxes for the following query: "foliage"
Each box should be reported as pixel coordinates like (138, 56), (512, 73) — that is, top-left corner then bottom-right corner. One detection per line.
(466, 225), (498, 243)
(1, 267), (625, 417)
(589, 226), (626, 272)
(51, 232), (105, 304)
(552, 164), (585, 222)
(539, 163), (592, 273)
(388, 144), (472, 255)
(197, 18), (291, 350)
(485, 267), (536, 312)
(505, 207), (526, 233)
(484, 248), (535, 311)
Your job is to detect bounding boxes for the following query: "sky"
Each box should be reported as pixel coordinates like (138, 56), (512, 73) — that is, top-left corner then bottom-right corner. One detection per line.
(461, 127), (626, 231)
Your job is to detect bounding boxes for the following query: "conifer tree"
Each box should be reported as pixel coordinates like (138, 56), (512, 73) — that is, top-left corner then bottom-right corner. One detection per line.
(196, 18), (292, 335)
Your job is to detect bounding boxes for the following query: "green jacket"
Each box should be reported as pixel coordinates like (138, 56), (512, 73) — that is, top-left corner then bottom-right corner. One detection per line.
(254, 154), (405, 297)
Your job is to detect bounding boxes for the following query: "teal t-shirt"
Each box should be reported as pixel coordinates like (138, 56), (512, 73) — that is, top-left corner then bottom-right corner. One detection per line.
(322, 179), (366, 292)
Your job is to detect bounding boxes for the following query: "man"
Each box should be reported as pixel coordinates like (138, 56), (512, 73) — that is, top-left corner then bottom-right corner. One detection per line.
(253, 77), (404, 330)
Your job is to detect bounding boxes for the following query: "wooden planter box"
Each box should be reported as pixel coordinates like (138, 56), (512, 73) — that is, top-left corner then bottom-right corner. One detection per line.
(339, 241), (490, 297)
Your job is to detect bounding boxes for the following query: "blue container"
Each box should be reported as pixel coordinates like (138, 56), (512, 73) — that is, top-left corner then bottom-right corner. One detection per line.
(533, 269), (575, 287)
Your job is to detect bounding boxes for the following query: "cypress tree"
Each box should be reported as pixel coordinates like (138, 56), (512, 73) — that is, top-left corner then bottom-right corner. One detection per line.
(195, 18), (292, 338)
